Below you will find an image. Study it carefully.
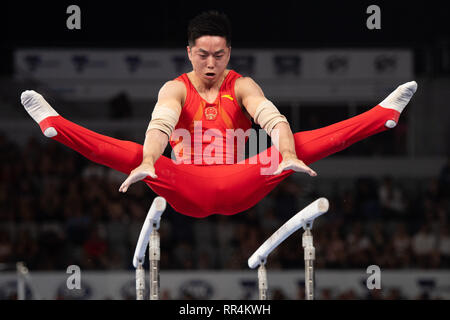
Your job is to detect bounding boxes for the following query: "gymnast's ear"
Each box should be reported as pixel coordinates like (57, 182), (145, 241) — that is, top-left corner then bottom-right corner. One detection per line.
(187, 46), (193, 62)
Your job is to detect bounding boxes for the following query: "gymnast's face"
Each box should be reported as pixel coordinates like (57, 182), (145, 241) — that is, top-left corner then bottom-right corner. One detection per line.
(187, 36), (231, 84)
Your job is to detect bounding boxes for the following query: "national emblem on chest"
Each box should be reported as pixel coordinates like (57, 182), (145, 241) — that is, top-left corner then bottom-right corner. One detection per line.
(204, 104), (218, 121)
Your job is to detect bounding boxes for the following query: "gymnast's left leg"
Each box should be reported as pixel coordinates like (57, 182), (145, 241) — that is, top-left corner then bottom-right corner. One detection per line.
(262, 81), (418, 188)
(290, 81), (418, 165)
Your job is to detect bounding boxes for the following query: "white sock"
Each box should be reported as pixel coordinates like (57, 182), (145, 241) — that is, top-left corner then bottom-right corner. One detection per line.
(20, 90), (59, 124)
(21, 90), (59, 137)
(379, 81), (418, 114)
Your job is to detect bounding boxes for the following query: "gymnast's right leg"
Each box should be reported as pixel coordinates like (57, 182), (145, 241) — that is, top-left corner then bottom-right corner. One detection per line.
(20, 90), (143, 175)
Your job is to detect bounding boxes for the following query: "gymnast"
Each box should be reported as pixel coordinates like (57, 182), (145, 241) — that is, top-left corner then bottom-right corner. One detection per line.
(20, 11), (417, 218)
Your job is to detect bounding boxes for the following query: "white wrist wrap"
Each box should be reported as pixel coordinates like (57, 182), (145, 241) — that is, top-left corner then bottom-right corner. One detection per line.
(146, 105), (181, 138)
(254, 100), (288, 136)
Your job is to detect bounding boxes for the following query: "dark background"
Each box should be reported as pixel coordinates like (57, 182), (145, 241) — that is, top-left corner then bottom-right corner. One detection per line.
(4, 1), (447, 45)
(2, 1), (449, 70)
(0, 0), (449, 300)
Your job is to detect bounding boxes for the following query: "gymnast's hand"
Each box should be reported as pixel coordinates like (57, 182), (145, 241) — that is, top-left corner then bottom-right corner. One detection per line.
(119, 162), (158, 193)
(273, 153), (317, 177)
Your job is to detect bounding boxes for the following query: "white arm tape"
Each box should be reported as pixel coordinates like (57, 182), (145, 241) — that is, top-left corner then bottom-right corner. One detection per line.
(146, 104), (181, 138)
(254, 100), (289, 136)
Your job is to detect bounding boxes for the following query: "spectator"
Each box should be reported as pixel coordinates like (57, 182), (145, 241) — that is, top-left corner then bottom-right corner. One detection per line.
(105, 201), (129, 266)
(378, 176), (406, 217)
(346, 222), (371, 267)
(0, 229), (13, 263)
(324, 229), (347, 268)
(108, 92), (133, 119)
(355, 178), (381, 220)
(412, 224), (438, 268)
(0, 136), (448, 276)
(319, 288), (332, 300)
(173, 242), (195, 269)
(193, 219), (216, 254)
(271, 288), (287, 300)
(82, 225), (109, 269)
(296, 281), (306, 299)
(438, 157), (450, 199)
(391, 223), (412, 267)
(438, 225), (450, 265)
(337, 289), (358, 300)
(385, 287), (404, 300)
(14, 229), (39, 269)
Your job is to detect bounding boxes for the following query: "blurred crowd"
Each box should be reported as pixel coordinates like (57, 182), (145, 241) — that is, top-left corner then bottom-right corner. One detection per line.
(0, 132), (449, 276)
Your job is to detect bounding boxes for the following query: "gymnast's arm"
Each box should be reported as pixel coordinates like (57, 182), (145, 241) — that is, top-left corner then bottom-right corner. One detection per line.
(119, 81), (184, 193)
(235, 77), (317, 177)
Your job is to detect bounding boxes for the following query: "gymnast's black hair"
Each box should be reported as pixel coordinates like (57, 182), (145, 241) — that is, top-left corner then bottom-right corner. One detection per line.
(187, 11), (232, 47)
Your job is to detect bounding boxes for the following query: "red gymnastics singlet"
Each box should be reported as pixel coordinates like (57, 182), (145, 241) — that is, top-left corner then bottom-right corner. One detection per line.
(170, 70), (252, 165)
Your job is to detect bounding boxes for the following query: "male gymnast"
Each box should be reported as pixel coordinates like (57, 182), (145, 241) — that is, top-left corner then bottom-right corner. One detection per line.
(20, 11), (417, 217)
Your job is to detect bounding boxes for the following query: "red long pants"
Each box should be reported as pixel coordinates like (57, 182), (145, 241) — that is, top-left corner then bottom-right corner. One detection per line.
(38, 105), (400, 217)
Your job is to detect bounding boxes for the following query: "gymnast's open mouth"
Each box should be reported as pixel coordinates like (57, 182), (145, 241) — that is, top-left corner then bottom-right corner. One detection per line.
(205, 72), (216, 78)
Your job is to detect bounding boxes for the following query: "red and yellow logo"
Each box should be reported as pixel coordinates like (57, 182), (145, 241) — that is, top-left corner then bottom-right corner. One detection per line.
(204, 106), (218, 120)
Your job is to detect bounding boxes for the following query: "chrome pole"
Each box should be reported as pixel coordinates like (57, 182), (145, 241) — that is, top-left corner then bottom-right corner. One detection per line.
(258, 260), (268, 300)
(302, 224), (315, 300)
(149, 226), (160, 300)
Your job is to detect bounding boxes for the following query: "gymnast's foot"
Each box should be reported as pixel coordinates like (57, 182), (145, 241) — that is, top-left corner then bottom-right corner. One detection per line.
(20, 90), (59, 137)
(379, 81), (417, 128)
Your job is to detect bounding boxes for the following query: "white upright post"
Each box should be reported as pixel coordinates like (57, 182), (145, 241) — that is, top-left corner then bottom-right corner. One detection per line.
(149, 226), (160, 300)
(257, 260), (268, 300)
(16, 262), (26, 300)
(135, 262), (145, 300)
(302, 223), (315, 300)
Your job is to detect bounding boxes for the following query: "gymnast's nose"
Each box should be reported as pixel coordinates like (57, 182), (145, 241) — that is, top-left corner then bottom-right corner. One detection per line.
(207, 56), (215, 68)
